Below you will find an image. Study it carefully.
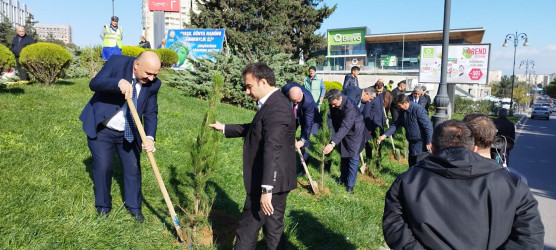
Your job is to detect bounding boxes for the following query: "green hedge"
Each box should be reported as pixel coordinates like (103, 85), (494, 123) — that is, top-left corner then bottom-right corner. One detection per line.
(0, 43), (16, 73)
(155, 48), (178, 68)
(324, 81), (342, 92)
(19, 42), (72, 85)
(121, 46), (145, 57)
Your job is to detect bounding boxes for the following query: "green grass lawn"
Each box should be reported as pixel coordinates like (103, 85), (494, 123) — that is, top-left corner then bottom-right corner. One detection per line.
(0, 78), (409, 249)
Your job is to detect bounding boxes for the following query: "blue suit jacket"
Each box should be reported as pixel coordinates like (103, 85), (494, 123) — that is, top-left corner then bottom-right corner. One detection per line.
(408, 94), (428, 109)
(384, 102), (433, 156)
(342, 86), (362, 108)
(330, 95), (366, 157)
(281, 82), (322, 142)
(363, 93), (386, 133)
(79, 55), (161, 146)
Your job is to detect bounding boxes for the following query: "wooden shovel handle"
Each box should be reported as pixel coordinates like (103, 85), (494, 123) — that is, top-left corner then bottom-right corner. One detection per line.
(296, 147), (318, 194)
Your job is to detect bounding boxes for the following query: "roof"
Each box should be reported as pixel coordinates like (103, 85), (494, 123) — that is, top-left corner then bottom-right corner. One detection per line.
(364, 28), (485, 44)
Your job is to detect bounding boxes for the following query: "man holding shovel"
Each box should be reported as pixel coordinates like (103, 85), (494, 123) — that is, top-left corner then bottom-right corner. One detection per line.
(209, 63), (297, 249)
(80, 51), (161, 223)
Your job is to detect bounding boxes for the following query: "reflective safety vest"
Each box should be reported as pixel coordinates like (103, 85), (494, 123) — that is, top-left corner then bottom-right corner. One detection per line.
(103, 25), (122, 48)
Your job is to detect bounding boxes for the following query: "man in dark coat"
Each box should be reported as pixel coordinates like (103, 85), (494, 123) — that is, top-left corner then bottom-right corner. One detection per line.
(10, 26), (35, 81)
(408, 86), (428, 109)
(79, 51), (162, 222)
(383, 120), (544, 249)
(363, 82), (387, 159)
(492, 108), (516, 164)
(390, 80), (406, 123)
(281, 82), (322, 175)
(210, 63), (296, 249)
(343, 66), (360, 88)
(323, 89), (366, 194)
(342, 85), (362, 108)
(379, 94), (433, 167)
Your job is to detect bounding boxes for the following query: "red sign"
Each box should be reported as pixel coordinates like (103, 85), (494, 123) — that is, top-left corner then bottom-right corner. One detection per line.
(468, 68), (483, 81)
(149, 0), (180, 12)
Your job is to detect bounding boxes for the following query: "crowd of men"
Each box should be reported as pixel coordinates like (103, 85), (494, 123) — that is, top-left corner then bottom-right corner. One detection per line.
(80, 56), (544, 249)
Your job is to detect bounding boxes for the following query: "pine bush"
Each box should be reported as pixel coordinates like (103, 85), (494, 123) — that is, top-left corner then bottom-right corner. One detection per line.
(0, 43), (15, 73)
(308, 100), (332, 189)
(80, 46), (104, 78)
(19, 42), (72, 85)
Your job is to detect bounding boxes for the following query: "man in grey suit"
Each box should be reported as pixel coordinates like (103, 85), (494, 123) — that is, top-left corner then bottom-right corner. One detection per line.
(209, 62), (296, 249)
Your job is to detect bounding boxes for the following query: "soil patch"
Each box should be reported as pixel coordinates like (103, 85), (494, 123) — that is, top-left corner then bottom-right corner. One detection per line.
(209, 209), (238, 248)
(357, 174), (389, 187)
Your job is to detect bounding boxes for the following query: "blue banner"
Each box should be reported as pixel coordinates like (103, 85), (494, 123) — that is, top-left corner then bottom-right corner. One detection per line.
(165, 29), (226, 70)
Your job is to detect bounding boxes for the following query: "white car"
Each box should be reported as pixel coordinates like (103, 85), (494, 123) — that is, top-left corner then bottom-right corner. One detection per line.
(531, 107), (550, 120)
(551, 104), (556, 113)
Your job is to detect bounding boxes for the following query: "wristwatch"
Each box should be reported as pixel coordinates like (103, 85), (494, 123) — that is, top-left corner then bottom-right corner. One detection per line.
(330, 141), (336, 147)
(262, 187), (273, 194)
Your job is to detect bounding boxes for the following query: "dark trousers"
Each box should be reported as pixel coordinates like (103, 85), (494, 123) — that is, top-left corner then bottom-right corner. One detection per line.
(15, 57), (29, 81)
(340, 155), (359, 188)
(408, 152), (430, 167)
(390, 107), (400, 123)
(235, 192), (289, 250)
(364, 128), (383, 160)
(87, 126), (143, 213)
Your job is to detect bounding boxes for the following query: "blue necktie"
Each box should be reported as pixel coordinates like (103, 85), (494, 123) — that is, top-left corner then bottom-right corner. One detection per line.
(124, 80), (137, 142)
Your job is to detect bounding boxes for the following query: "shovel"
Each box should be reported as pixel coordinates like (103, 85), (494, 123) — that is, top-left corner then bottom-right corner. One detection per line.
(359, 152), (367, 174)
(383, 107), (400, 161)
(126, 99), (189, 244)
(296, 147), (319, 194)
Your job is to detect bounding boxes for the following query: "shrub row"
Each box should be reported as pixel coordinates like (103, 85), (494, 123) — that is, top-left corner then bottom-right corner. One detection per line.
(0, 43), (16, 73)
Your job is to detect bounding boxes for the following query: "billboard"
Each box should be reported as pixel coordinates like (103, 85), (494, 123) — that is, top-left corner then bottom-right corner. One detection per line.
(419, 44), (490, 84)
(166, 29), (226, 70)
(327, 28), (366, 46)
(380, 55), (397, 67)
(149, 0), (180, 12)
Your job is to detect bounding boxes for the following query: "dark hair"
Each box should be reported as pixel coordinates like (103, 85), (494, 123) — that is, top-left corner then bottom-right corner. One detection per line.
(374, 81), (384, 89)
(308, 66), (317, 71)
(383, 90), (393, 107)
(462, 113), (496, 149)
(242, 62), (276, 86)
(325, 89), (342, 102)
(397, 80), (406, 87)
(395, 93), (410, 104)
(432, 120), (475, 150)
(351, 66), (360, 73)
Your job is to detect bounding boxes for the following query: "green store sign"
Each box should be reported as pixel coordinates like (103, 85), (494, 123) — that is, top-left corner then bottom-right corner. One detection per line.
(328, 29), (366, 46)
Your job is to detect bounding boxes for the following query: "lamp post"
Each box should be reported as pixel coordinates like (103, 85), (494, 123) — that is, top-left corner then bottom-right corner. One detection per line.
(503, 32), (529, 114)
(431, 0), (451, 128)
(519, 59), (535, 84)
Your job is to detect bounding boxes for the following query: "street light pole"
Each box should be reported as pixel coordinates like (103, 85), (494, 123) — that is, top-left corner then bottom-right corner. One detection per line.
(503, 31), (528, 114)
(519, 59), (535, 85)
(432, 0), (451, 128)
(112, 0), (115, 17)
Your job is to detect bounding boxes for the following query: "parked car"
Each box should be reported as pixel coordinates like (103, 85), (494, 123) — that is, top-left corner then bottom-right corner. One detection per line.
(552, 104), (556, 113)
(531, 107), (550, 120)
(542, 103), (552, 113)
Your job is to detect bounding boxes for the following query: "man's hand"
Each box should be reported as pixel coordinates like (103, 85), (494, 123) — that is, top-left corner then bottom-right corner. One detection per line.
(118, 79), (133, 99)
(323, 143), (334, 155)
(209, 121), (224, 132)
(377, 135), (386, 144)
(426, 143), (432, 152)
(319, 97), (324, 104)
(385, 118), (390, 127)
(295, 140), (305, 149)
(260, 193), (274, 216)
(142, 137), (156, 152)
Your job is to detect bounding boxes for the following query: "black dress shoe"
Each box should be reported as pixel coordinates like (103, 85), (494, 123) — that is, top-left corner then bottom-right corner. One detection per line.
(131, 212), (145, 223)
(346, 186), (354, 194)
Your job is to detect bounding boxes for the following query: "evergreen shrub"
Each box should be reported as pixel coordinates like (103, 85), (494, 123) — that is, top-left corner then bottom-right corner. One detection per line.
(324, 81), (342, 92)
(0, 43), (15, 73)
(64, 45), (89, 78)
(19, 42), (72, 85)
(155, 48), (178, 68)
(80, 46), (104, 78)
(121, 46), (145, 57)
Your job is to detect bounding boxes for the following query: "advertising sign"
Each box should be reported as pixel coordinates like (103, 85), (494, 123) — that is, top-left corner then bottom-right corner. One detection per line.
(328, 28), (365, 46)
(166, 29), (226, 70)
(419, 44), (490, 84)
(149, 0), (180, 12)
(380, 55), (397, 67)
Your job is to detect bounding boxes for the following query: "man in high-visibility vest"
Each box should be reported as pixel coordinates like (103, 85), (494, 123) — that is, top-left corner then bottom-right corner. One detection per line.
(100, 16), (123, 60)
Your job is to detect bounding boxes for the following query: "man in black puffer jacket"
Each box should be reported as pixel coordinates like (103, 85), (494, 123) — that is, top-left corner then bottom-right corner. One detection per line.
(382, 120), (544, 250)
(10, 26), (35, 81)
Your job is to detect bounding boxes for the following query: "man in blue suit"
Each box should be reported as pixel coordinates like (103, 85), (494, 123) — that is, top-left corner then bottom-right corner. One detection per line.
(323, 89), (366, 194)
(362, 82), (386, 160)
(408, 86), (428, 109)
(79, 51), (162, 222)
(281, 82), (322, 175)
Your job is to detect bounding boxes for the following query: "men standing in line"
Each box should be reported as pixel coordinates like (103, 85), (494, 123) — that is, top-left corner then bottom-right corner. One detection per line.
(101, 16), (123, 60)
(492, 108), (515, 164)
(10, 26), (35, 81)
(79, 51), (162, 222)
(383, 120), (544, 249)
(209, 63), (296, 249)
(281, 82), (322, 175)
(323, 89), (366, 194)
(139, 36), (151, 49)
(303, 66), (325, 107)
(343, 66), (360, 88)
(390, 80), (406, 123)
(378, 94), (433, 167)
(408, 86), (427, 109)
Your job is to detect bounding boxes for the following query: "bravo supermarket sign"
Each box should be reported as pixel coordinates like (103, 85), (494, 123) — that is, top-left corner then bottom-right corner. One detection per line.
(419, 44), (490, 84)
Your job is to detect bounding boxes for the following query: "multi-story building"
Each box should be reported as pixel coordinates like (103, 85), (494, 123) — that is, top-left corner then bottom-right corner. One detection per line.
(35, 24), (72, 44)
(1, 0), (31, 27)
(141, 0), (198, 49)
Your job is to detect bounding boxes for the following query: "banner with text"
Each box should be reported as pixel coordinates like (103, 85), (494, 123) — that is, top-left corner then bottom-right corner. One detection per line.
(166, 29), (226, 70)
(419, 44), (490, 84)
(148, 0), (180, 12)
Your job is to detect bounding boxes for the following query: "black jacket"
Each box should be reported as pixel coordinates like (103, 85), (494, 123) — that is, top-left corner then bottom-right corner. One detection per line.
(384, 102), (433, 156)
(343, 73), (359, 88)
(225, 90), (297, 195)
(330, 95), (366, 157)
(10, 34), (35, 58)
(383, 147), (544, 250)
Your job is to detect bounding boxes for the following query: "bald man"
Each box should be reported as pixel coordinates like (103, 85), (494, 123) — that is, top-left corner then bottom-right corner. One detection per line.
(80, 51), (162, 222)
(281, 82), (322, 175)
(10, 26), (35, 81)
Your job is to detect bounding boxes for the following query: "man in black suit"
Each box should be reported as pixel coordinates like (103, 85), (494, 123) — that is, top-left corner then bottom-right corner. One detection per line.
(79, 51), (162, 222)
(209, 62), (296, 249)
(281, 82), (322, 175)
(323, 89), (366, 194)
(390, 80), (407, 123)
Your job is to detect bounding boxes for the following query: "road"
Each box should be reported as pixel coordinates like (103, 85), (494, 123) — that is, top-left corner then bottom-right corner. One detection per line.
(512, 112), (556, 249)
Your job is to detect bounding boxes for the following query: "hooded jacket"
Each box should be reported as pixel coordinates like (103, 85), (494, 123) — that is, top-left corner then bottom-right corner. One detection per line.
(383, 147), (544, 250)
